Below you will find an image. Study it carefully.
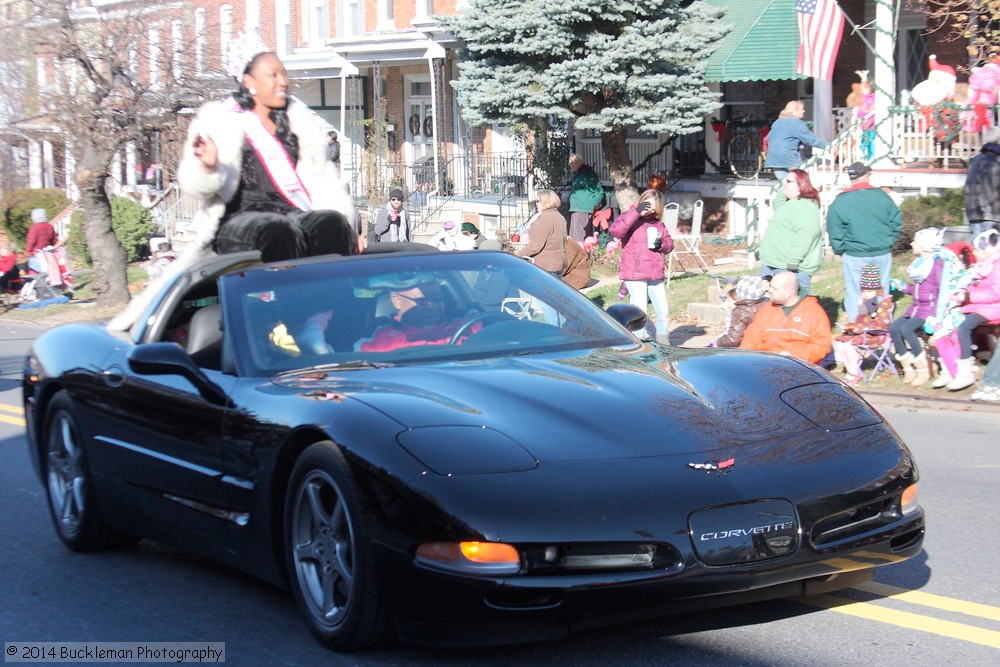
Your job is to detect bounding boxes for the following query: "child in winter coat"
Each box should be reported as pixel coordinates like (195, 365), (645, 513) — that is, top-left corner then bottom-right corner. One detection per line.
(941, 229), (1000, 390)
(713, 275), (768, 348)
(835, 264), (894, 386)
(888, 227), (944, 386)
(610, 189), (674, 343)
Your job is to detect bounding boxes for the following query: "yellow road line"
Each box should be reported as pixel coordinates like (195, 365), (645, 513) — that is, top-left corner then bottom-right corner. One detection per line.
(0, 413), (25, 427)
(856, 581), (1000, 623)
(796, 594), (1000, 650)
(0, 403), (24, 415)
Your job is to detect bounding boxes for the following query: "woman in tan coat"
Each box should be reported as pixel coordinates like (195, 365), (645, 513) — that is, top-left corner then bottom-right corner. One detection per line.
(518, 189), (567, 277)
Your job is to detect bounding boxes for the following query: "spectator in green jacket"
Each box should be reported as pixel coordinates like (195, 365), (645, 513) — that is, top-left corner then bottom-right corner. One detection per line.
(827, 162), (902, 318)
(759, 169), (823, 296)
(567, 153), (604, 243)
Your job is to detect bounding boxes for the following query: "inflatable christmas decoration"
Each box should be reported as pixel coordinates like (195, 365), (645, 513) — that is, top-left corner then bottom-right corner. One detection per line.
(960, 56), (1000, 132)
(911, 55), (963, 146)
(911, 55), (957, 106)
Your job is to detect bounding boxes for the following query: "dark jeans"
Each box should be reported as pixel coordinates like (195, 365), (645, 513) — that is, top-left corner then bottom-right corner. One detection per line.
(889, 315), (926, 356)
(958, 312), (989, 357)
(215, 209), (354, 263)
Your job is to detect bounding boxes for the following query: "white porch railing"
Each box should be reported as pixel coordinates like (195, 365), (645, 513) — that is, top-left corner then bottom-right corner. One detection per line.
(577, 136), (671, 183)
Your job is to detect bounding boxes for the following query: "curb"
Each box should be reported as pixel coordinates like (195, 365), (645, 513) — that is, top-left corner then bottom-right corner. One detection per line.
(859, 390), (1000, 413)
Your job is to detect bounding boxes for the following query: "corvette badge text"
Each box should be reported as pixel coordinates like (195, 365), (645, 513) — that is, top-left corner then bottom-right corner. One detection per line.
(699, 520), (795, 541)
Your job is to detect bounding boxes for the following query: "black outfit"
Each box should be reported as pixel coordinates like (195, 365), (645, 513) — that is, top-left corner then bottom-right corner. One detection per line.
(216, 145), (353, 262)
(965, 142), (1000, 227)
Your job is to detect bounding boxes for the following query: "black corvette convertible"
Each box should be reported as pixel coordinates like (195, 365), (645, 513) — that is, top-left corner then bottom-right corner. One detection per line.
(22, 246), (924, 651)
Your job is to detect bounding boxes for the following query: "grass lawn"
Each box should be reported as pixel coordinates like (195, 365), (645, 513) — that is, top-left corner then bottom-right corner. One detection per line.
(1, 265), (149, 321)
(586, 252), (991, 398)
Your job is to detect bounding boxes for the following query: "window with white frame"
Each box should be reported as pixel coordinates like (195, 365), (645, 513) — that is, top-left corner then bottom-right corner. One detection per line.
(313, 0), (330, 42)
(220, 4), (233, 69)
(172, 20), (183, 82)
(415, 0), (433, 18)
(194, 8), (205, 75)
(377, 0), (394, 30)
(302, 0), (329, 44)
(148, 22), (160, 87)
(338, 0), (364, 38)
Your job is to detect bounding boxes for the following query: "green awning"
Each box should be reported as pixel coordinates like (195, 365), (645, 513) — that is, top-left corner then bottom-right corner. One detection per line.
(704, 0), (806, 82)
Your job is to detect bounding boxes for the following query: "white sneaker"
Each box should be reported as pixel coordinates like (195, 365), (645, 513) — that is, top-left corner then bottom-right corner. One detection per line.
(970, 385), (1000, 402)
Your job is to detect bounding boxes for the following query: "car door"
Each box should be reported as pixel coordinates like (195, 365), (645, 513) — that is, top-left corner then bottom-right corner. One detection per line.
(85, 330), (239, 546)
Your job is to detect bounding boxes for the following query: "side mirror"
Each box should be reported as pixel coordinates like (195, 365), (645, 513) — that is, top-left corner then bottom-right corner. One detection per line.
(606, 303), (649, 337)
(127, 342), (230, 406)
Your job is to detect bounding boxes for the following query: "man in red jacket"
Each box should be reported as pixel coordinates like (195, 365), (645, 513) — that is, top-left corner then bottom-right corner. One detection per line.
(739, 271), (832, 365)
(25, 208), (58, 273)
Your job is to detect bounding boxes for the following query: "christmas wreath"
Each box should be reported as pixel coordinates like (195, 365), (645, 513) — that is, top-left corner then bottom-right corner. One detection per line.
(920, 100), (963, 146)
(409, 114), (421, 136)
(424, 116), (434, 138)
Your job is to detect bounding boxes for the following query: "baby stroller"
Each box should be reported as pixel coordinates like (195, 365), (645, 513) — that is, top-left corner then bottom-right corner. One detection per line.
(19, 246), (72, 306)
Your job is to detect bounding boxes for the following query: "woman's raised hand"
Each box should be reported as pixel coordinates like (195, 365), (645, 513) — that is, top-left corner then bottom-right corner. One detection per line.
(192, 133), (218, 171)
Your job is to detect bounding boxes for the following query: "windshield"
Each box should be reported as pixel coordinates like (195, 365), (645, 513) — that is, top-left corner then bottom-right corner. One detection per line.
(221, 250), (635, 376)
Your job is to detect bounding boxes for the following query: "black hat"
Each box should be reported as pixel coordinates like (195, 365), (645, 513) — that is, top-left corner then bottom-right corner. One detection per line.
(846, 162), (871, 179)
(389, 188), (404, 201)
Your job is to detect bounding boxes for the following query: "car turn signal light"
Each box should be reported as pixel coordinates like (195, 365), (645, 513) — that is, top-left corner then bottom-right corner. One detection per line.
(415, 541), (521, 575)
(900, 483), (918, 516)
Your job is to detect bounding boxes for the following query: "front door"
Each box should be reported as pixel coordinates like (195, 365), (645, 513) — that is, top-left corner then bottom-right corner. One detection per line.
(405, 76), (434, 163)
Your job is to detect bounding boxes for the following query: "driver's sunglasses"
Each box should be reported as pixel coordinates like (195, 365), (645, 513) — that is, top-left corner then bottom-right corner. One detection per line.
(400, 292), (443, 306)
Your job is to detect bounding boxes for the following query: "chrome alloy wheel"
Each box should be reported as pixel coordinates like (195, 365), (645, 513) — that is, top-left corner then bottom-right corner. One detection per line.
(290, 469), (357, 627)
(47, 414), (85, 539)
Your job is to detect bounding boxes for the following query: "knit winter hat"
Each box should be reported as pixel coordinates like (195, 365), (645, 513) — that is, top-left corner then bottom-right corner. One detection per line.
(31, 208), (48, 223)
(389, 188), (404, 201)
(733, 275), (766, 302)
(973, 229), (1000, 254)
(859, 264), (882, 291)
(913, 227), (944, 253)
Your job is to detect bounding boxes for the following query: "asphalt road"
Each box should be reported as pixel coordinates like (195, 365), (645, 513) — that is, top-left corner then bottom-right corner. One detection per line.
(1, 322), (998, 666)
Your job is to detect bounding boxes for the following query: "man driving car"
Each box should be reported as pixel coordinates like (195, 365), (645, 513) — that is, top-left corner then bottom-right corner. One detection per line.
(299, 278), (482, 354)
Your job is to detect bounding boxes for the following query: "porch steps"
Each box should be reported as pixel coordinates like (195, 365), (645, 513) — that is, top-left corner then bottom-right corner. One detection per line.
(685, 280), (728, 325)
(683, 263), (756, 325)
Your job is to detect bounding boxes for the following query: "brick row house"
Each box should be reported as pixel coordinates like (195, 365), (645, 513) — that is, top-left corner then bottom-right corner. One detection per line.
(0, 1), (992, 247)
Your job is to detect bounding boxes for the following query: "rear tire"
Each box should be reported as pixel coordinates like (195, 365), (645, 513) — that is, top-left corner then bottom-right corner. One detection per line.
(43, 391), (131, 551)
(285, 442), (391, 651)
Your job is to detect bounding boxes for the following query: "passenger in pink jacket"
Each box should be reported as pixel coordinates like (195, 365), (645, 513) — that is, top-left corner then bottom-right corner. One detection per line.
(610, 189), (674, 344)
(947, 229), (1000, 390)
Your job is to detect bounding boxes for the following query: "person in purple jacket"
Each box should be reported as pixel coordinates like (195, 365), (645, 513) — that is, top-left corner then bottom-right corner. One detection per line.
(889, 227), (945, 386)
(610, 189), (675, 344)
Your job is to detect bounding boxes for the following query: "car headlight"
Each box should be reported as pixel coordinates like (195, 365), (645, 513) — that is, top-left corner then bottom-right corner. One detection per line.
(397, 426), (536, 476)
(780, 384), (882, 432)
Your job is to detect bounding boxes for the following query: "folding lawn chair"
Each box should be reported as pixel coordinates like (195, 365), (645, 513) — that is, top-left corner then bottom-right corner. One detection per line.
(855, 303), (897, 382)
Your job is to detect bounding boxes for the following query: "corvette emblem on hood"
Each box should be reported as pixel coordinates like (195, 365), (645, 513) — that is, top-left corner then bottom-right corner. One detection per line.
(687, 458), (735, 475)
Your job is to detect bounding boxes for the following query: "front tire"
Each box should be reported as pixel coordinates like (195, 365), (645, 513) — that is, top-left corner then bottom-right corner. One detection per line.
(43, 391), (126, 551)
(285, 442), (390, 651)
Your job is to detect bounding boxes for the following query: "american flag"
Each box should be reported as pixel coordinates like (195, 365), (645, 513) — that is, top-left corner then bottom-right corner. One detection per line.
(796, 0), (845, 80)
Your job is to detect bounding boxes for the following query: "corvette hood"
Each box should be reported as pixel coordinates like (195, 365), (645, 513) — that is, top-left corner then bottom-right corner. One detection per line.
(274, 346), (871, 461)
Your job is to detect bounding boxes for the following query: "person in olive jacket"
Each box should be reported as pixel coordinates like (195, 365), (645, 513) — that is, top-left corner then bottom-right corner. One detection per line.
(610, 189), (675, 343)
(759, 168), (823, 296)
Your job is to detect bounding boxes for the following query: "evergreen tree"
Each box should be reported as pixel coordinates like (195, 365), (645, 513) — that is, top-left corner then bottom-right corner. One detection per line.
(440, 0), (730, 206)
